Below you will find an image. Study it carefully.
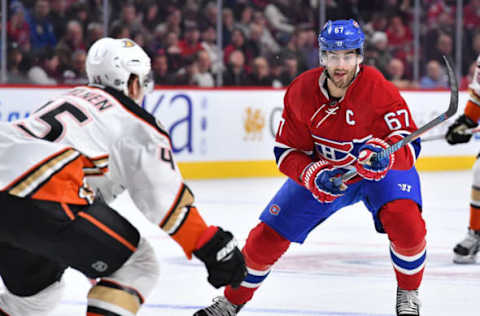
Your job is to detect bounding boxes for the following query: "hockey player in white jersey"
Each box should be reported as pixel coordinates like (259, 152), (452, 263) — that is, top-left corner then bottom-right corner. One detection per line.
(0, 37), (246, 316)
(447, 54), (480, 264)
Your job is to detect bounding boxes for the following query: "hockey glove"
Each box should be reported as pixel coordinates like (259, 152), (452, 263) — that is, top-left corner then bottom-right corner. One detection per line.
(355, 138), (394, 181)
(193, 226), (247, 289)
(302, 160), (345, 203)
(446, 114), (478, 145)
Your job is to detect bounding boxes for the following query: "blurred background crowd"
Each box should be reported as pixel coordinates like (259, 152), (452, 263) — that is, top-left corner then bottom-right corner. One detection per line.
(4, 0), (480, 89)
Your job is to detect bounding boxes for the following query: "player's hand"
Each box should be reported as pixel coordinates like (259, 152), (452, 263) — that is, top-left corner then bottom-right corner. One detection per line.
(193, 226), (247, 289)
(302, 160), (345, 203)
(446, 114), (478, 145)
(355, 138), (394, 181)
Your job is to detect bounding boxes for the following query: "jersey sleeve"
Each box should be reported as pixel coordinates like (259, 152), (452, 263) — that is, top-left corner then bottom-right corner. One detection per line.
(108, 129), (207, 259)
(465, 61), (480, 122)
(464, 90), (480, 123)
(274, 87), (316, 185)
(376, 98), (420, 170)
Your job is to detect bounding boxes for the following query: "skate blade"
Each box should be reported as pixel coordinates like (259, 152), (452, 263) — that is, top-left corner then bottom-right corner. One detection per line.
(453, 254), (477, 264)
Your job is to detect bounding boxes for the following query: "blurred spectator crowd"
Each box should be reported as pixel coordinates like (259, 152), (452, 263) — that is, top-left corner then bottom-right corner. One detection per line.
(5, 0), (480, 89)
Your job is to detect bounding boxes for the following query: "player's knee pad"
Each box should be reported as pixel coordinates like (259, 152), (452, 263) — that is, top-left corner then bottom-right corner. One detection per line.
(379, 199), (426, 248)
(87, 238), (159, 315)
(0, 280), (64, 316)
(243, 222), (290, 267)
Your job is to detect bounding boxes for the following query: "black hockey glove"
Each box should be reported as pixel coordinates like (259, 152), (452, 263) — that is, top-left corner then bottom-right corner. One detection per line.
(193, 227), (247, 289)
(446, 114), (478, 145)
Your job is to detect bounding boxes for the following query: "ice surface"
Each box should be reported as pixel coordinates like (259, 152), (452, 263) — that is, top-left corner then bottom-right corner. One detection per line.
(4, 171), (479, 316)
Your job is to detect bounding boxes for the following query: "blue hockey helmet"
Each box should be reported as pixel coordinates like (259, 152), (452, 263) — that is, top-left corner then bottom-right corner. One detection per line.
(318, 19), (365, 54)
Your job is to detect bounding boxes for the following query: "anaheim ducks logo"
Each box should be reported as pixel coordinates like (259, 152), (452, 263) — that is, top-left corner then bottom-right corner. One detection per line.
(243, 107), (265, 141)
(121, 39), (135, 47)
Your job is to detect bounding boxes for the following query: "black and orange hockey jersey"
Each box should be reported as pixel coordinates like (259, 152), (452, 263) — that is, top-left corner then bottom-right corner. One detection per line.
(1, 85), (206, 257)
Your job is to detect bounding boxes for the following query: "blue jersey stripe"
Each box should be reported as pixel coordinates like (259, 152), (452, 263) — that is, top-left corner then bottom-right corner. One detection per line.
(411, 138), (421, 159)
(244, 271), (270, 284)
(389, 249), (426, 270)
(274, 146), (290, 164)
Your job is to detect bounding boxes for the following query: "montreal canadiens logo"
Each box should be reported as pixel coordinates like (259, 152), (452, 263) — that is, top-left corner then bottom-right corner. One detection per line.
(269, 204), (281, 215)
(312, 135), (371, 167)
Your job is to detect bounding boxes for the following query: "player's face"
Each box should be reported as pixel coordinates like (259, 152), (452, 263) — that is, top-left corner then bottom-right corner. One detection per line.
(324, 50), (359, 89)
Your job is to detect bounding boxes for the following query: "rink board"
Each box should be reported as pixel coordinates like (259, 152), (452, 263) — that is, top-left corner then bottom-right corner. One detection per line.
(0, 86), (475, 178)
(177, 155), (476, 179)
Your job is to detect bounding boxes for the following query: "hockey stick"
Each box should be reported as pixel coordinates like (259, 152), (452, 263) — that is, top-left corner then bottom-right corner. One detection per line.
(420, 126), (480, 142)
(334, 55), (459, 186)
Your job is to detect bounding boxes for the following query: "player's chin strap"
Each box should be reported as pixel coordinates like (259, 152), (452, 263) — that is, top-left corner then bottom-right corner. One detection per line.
(333, 55), (459, 187)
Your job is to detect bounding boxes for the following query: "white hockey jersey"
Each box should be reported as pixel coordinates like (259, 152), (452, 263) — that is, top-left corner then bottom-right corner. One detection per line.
(462, 55), (480, 125)
(0, 125), (95, 205)
(2, 85), (184, 226)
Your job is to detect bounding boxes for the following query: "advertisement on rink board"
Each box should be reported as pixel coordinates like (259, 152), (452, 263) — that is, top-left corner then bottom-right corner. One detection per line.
(141, 89), (284, 161)
(0, 86), (474, 177)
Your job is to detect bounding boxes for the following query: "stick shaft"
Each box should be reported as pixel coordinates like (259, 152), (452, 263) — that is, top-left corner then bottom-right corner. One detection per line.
(339, 55), (459, 183)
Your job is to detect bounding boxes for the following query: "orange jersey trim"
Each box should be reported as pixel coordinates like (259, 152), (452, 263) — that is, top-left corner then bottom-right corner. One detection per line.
(160, 183), (186, 228)
(61, 202), (75, 220)
(83, 154), (109, 176)
(31, 155), (89, 204)
(4, 148), (91, 205)
(170, 206), (207, 259)
(78, 212), (137, 252)
(465, 99), (480, 122)
(3, 147), (73, 191)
